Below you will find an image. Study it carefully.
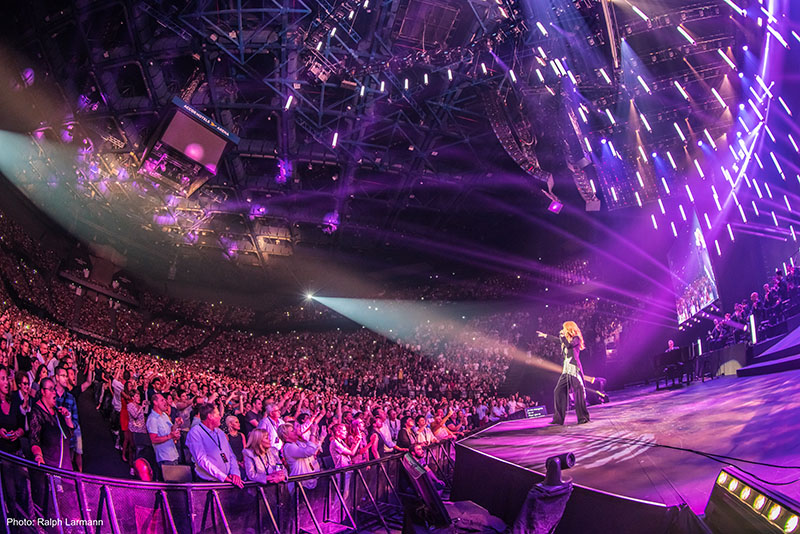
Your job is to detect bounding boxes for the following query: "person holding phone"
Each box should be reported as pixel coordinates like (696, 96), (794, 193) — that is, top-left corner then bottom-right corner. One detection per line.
(29, 377), (74, 468)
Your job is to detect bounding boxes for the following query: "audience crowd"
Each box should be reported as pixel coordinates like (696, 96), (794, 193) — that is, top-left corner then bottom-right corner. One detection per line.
(0, 208), (642, 495)
(0, 302), (537, 486)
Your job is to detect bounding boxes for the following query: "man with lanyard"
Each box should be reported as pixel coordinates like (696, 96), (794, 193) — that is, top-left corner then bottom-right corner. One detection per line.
(258, 403), (284, 451)
(186, 404), (243, 487)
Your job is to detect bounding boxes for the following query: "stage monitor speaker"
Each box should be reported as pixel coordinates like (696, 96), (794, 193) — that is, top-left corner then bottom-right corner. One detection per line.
(704, 466), (799, 534)
(401, 453), (451, 527)
(161, 464), (193, 483)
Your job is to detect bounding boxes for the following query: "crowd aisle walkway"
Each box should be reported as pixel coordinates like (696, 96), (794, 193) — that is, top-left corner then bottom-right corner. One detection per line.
(78, 388), (131, 479)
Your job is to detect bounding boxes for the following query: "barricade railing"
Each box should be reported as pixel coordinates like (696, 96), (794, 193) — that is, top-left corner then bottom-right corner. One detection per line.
(0, 439), (455, 534)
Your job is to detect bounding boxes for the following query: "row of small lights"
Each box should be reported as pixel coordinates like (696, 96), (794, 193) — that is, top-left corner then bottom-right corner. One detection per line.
(717, 470), (798, 532)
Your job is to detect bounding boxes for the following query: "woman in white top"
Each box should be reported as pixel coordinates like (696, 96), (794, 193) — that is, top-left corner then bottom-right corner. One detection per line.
(243, 428), (286, 484)
(329, 423), (360, 468)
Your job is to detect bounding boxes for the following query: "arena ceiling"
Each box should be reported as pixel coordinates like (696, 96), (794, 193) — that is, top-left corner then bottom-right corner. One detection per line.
(0, 0), (760, 292)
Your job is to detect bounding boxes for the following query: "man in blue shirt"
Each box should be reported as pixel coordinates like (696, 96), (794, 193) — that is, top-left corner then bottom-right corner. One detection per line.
(54, 364), (80, 470)
(186, 403), (243, 487)
(147, 393), (181, 477)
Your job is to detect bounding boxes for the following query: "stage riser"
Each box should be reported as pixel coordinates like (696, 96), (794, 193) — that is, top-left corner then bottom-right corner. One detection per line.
(752, 336), (784, 358)
(751, 342), (800, 364)
(737, 354), (800, 377)
(738, 321), (800, 376)
(452, 444), (678, 534)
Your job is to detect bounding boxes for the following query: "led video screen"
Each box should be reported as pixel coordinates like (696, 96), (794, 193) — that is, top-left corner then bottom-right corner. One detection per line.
(667, 212), (720, 324)
(160, 110), (228, 175)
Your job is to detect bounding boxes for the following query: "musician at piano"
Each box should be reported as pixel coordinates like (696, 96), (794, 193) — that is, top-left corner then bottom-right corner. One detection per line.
(536, 321), (591, 426)
(666, 339), (677, 352)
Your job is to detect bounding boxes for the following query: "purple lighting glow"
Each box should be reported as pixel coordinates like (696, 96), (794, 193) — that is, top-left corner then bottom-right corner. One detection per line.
(323, 211), (340, 234)
(21, 68), (34, 87)
(185, 143), (205, 162)
(276, 159), (290, 184)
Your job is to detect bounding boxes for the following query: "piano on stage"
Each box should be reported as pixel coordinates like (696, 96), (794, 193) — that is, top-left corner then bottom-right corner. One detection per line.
(653, 347), (692, 389)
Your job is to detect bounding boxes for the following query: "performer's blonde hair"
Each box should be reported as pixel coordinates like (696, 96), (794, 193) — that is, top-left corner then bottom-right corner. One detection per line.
(562, 321), (585, 351)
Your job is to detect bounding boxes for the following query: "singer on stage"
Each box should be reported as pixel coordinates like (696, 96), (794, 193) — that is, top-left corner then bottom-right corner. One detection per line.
(537, 321), (591, 426)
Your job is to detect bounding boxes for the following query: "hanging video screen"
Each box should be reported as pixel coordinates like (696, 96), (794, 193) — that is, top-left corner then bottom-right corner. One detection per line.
(667, 211), (721, 324)
(160, 110), (229, 175)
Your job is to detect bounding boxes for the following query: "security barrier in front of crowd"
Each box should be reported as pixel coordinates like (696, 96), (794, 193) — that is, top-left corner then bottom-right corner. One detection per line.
(0, 439), (455, 534)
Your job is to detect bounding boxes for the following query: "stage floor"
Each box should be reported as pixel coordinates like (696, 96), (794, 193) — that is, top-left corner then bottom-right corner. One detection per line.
(460, 371), (800, 514)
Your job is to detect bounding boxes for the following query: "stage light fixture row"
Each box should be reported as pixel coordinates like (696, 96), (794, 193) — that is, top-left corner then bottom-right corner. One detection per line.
(709, 468), (800, 534)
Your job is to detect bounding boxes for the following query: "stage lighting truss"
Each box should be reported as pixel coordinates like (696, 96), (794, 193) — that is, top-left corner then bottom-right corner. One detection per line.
(488, 0), (750, 211)
(11, 0), (782, 265)
(616, 2), (723, 39)
(705, 466), (800, 534)
(569, 0), (750, 210)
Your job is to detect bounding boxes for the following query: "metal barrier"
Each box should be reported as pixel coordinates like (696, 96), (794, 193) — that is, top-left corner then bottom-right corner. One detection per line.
(0, 440), (455, 534)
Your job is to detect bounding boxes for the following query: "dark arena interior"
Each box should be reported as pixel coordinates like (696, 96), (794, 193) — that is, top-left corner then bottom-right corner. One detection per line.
(0, 0), (799, 532)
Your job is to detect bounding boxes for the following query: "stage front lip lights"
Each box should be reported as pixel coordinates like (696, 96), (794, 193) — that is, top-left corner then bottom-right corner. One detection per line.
(708, 467), (800, 534)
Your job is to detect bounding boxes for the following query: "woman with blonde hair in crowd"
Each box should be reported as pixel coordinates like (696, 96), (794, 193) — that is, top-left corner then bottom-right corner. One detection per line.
(537, 320), (590, 426)
(243, 428), (286, 484)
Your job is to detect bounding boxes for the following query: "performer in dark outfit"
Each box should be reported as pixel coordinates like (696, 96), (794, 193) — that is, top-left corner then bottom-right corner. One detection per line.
(537, 321), (590, 425)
